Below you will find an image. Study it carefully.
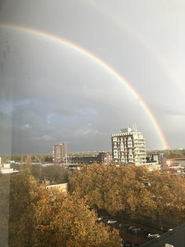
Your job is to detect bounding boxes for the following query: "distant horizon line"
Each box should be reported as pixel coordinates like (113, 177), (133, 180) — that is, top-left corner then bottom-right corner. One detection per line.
(1, 148), (182, 157)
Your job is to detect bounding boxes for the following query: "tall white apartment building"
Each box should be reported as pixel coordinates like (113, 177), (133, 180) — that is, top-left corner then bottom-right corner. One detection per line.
(111, 127), (146, 166)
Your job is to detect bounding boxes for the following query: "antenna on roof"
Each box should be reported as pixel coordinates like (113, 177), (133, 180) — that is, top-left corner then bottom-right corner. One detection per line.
(133, 123), (137, 131)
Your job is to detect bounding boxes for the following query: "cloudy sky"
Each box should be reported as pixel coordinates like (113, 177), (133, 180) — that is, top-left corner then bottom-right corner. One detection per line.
(0, 0), (185, 154)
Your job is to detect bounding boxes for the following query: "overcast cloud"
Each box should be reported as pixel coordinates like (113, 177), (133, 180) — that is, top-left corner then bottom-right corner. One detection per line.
(0, 0), (185, 154)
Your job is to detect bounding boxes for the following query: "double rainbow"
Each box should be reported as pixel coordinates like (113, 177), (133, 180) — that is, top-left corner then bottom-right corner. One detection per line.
(0, 23), (169, 149)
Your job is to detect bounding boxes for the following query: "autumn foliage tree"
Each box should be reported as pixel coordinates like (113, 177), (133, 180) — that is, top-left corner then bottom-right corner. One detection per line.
(34, 189), (121, 247)
(26, 154), (32, 169)
(69, 164), (152, 217)
(8, 172), (121, 247)
(29, 164), (69, 184)
(69, 164), (185, 224)
(0, 175), (10, 247)
(8, 171), (39, 247)
(149, 170), (185, 223)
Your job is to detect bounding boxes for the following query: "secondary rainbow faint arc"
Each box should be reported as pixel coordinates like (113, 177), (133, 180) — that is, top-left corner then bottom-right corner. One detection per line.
(88, 0), (185, 96)
(0, 23), (169, 149)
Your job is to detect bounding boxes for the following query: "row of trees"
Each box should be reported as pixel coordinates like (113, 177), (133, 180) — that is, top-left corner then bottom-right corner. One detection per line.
(1, 162), (185, 246)
(18, 155), (68, 184)
(30, 164), (69, 184)
(69, 164), (185, 224)
(1, 154), (53, 164)
(0, 171), (121, 247)
(164, 149), (185, 158)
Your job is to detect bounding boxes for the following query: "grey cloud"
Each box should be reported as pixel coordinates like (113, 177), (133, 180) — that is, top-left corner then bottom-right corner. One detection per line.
(22, 123), (31, 129)
(151, 102), (185, 117)
(31, 135), (56, 142)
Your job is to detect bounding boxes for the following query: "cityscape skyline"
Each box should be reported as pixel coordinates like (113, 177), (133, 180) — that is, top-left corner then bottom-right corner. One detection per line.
(0, 0), (185, 154)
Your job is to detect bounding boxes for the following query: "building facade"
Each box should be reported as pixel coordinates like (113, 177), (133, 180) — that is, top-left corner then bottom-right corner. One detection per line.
(111, 127), (146, 166)
(68, 152), (111, 165)
(52, 143), (67, 163)
(46, 183), (68, 195)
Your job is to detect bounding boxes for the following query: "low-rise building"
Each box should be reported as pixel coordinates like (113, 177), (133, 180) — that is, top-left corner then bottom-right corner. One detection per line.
(0, 163), (19, 174)
(162, 157), (185, 174)
(68, 152), (111, 165)
(142, 163), (161, 171)
(141, 223), (185, 247)
(46, 183), (68, 195)
(166, 158), (185, 167)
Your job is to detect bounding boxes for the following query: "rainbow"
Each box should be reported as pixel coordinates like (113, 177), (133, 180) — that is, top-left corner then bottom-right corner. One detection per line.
(0, 23), (169, 149)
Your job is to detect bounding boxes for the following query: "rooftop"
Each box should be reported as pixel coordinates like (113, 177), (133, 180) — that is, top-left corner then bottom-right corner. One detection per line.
(141, 223), (185, 247)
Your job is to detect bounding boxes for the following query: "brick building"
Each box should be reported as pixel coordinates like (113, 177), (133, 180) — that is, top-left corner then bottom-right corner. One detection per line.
(52, 143), (67, 163)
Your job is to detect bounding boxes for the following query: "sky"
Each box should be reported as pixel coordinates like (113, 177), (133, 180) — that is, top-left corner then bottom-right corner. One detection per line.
(0, 0), (185, 154)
